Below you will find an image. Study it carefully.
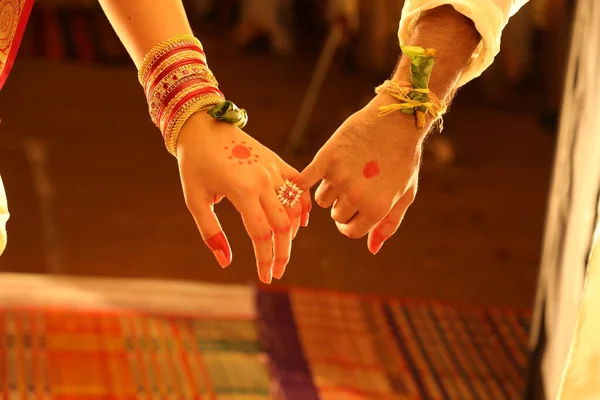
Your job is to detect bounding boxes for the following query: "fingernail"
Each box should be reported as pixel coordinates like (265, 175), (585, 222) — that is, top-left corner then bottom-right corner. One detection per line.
(213, 250), (229, 268)
(301, 212), (310, 227)
(273, 260), (287, 280)
(206, 232), (231, 268)
(372, 241), (385, 255)
(262, 268), (273, 284)
(370, 232), (387, 255)
(257, 261), (273, 284)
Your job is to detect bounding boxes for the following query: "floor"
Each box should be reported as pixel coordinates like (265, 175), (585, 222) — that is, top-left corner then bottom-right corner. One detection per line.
(0, 36), (555, 308)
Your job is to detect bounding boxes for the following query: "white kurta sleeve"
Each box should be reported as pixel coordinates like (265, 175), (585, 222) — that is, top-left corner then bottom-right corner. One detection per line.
(399, 0), (530, 87)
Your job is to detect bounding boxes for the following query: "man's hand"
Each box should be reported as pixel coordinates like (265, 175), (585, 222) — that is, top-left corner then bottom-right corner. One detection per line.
(297, 5), (481, 253)
(296, 94), (424, 254)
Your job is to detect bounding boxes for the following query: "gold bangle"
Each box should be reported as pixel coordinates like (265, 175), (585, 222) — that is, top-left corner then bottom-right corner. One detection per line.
(138, 34), (204, 85)
(143, 49), (208, 94)
(139, 34), (246, 158)
(148, 64), (217, 102)
(165, 93), (225, 156)
(158, 82), (216, 133)
(149, 72), (218, 125)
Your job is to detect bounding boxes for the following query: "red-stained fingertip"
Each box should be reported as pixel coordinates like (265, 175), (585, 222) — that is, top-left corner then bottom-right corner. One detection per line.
(258, 261), (273, 284)
(261, 268), (273, 284)
(213, 250), (230, 268)
(205, 232), (232, 268)
(273, 259), (288, 280)
(369, 231), (388, 255)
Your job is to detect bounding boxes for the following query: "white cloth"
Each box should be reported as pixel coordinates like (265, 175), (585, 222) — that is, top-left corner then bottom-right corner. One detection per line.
(398, 0), (529, 87)
(398, 1), (600, 399)
(553, 0), (600, 397)
(0, 175), (8, 256)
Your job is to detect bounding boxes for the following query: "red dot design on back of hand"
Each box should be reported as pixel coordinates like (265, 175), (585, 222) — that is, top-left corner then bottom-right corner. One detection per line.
(225, 141), (260, 165)
(363, 161), (380, 179)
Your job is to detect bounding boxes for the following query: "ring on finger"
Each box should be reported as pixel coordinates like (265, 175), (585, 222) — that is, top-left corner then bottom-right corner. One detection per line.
(277, 180), (303, 208)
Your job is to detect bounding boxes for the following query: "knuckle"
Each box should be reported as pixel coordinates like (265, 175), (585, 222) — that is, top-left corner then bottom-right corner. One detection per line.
(315, 194), (329, 208)
(326, 172), (348, 187)
(346, 186), (365, 205)
(257, 259), (273, 270)
(234, 181), (256, 195)
(327, 150), (345, 168)
(273, 222), (292, 235)
(343, 226), (367, 239)
(252, 231), (272, 243)
(236, 171), (271, 194)
(332, 213), (350, 225)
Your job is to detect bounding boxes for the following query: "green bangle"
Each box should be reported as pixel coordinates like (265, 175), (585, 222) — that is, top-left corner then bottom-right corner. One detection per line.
(207, 100), (248, 129)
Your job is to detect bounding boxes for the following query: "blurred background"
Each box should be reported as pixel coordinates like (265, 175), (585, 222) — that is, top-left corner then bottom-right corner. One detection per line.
(0, 0), (572, 308)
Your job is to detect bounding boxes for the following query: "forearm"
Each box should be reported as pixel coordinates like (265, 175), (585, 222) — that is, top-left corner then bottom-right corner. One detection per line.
(98, 0), (193, 67)
(393, 5), (481, 102)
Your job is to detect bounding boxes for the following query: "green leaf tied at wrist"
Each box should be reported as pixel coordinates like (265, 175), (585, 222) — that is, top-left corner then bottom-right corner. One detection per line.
(208, 100), (248, 129)
(400, 45), (437, 125)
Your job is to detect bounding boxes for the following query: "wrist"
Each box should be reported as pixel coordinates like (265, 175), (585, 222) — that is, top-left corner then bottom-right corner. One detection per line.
(369, 92), (430, 143)
(393, 5), (480, 100)
(177, 110), (214, 143)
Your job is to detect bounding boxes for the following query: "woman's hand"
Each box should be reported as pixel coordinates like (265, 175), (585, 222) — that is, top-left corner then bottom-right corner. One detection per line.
(176, 112), (311, 283)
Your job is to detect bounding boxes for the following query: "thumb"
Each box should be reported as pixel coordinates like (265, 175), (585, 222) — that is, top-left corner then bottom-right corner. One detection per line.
(295, 152), (328, 192)
(186, 194), (232, 268)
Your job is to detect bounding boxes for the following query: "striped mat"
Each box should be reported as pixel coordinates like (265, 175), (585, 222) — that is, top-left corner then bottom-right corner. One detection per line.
(0, 274), (270, 399)
(258, 288), (531, 400)
(0, 275), (531, 399)
(0, 308), (271, 399)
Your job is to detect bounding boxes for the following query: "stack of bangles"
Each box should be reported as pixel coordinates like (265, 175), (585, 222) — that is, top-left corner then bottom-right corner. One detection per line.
(138, 34), (247, 156)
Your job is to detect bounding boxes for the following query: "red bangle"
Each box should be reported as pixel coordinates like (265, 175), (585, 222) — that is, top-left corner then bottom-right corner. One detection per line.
(139, 34), (228, 156)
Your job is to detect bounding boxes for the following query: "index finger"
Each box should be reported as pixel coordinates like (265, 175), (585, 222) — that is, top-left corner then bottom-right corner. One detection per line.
(295, 154), (328, 192)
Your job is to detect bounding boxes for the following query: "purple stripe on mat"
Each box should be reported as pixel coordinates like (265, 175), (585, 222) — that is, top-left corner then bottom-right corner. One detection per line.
(383, 303), (429, 399)
(256, 291), (319, 400)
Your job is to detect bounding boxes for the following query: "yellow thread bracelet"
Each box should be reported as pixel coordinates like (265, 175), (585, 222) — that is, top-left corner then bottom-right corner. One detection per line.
(375, 80), (447, 130)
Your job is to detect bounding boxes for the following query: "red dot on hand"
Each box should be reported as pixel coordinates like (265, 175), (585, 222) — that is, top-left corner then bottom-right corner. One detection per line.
(232, 145), (252, 159)
(363, 161), (380, 179)
(224, 146), (229, 150)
